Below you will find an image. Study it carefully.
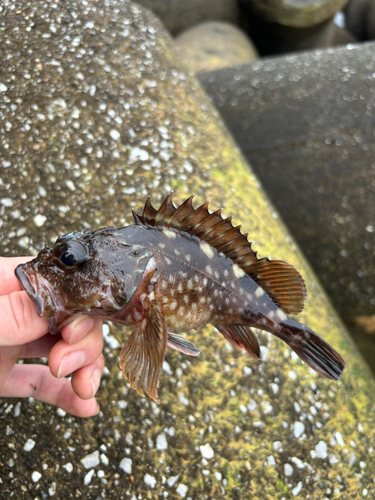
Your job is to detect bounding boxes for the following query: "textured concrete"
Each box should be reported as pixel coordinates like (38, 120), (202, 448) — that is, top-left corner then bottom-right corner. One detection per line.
(175, 22), (258, 74)
(1, 2), (375, 499)
(200, 44), (375, 322)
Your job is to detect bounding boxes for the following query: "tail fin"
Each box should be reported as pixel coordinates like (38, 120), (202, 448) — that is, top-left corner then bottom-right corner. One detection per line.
(275, 319), (346, 380)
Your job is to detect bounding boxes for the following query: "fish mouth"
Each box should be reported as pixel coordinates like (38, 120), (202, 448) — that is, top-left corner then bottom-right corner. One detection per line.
(15, 263), (58, 319)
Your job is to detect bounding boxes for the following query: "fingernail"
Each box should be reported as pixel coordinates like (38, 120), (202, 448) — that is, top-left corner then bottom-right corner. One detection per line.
(69, 317), (94, 345)
(94, 400), (100, 415)
(57, 351), (85, 378)
(90, 368), (102, 398)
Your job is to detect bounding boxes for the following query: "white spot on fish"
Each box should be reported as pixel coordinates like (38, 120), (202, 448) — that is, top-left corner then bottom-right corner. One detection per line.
(255, 287), (265, 298)
(145, 257), (157, 273)
(268, 311), (276, 320)
(194, 275), (200, 283)
(187, 279), (193, 289)
(214, 271), (220, 279)
(200, 241), (214, 259)
(203, 277), (208, 286)
(224, 269), (229, 277)
(165, 257), (172, 265)
(174, 249), (180, 255)
(133, 310), (143, 322)
(183, 295), (189, 304)
(160, 281), (167, 291)
(158, 243), (166, 248)
(185, 254), (191, 262)
(233, 264), (245, 279)
(170, 301), (178, 311)
(199, 296), (206, 304)
(205, 265), (213, 275)
(169, 275), (175, 283)
(191, 303), (197, 311)
(177, 283), (183, 293)
(276, 309), (287, 321)
(162, 229), (176, 239)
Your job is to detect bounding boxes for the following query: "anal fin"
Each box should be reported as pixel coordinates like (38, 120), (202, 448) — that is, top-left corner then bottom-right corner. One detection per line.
(119, 297), (167, 403)
(216, 325), (260, 359)
(167, 332), (200, 356)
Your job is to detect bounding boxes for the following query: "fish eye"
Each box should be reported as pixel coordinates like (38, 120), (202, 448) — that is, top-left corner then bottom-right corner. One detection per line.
(53, 240), (88, 270)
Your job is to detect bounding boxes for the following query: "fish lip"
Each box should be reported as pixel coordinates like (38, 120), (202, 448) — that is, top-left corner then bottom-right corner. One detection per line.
(15, 263), (57, 318)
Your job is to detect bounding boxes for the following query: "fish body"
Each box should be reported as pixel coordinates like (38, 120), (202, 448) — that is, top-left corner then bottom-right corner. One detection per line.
(16, 194), (346, 402)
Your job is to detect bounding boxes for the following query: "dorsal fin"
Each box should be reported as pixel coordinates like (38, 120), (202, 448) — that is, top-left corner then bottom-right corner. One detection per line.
(134, 193), (307, 315)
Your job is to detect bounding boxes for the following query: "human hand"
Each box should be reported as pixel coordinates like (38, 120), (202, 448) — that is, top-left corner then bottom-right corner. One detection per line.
(0, 257), (105, 417)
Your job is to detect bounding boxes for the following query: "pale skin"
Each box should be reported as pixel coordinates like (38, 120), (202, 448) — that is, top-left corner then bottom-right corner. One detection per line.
(0, 257), (105, 417)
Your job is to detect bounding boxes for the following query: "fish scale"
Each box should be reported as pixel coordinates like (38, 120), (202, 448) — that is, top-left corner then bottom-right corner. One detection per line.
(15, 193), (346, 403)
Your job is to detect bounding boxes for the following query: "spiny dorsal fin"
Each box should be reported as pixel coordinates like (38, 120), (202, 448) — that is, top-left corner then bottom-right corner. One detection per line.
(134, 193), (307, 315)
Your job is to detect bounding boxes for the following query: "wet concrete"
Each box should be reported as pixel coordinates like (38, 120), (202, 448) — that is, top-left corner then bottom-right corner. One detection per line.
(1, 2), (375, 499)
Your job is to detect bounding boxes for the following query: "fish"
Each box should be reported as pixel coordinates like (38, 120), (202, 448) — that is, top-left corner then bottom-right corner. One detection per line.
(15, 193), (346, 402)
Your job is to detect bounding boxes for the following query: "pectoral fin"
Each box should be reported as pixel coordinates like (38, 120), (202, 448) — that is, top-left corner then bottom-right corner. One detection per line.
(216, 324), (260, 359)
(167, 332), (200, 356)
(119, 297), (167, 403)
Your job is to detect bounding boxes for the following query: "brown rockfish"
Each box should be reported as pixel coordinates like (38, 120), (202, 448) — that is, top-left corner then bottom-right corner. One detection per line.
(15, 194), (346, 402)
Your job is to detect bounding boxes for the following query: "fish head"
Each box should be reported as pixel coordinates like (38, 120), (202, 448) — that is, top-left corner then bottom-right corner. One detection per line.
(15, 227), (153, 332)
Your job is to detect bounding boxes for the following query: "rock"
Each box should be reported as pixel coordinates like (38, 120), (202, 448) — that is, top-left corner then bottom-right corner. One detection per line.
(240, 0), (350, 28)
(331, 23), (357, 44)
(348, 315), (375, 335)
(175, 22), (258, 74)
(239, 10), (343, 56)
(1, 1), (375, 499)
(238, 6), (356, 56)
(366, 0), (375, 38)
(200, 44), (375, 322)
(135, 0), (238, 35)
(344, 0), (371, 40)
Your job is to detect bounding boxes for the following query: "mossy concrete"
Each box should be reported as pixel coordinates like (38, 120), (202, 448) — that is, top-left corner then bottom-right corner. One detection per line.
(0, 1), (374, 499)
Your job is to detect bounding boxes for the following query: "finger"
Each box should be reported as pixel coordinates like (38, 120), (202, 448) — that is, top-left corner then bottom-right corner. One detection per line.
(18, 333), (62, 358)
(61, 316), (96, 346)
(71, 354), (105, 400)
(0, 256), (34, 295)
(49, 320), (103, 379)
(0, 346), (21, 389)
(0, 364), (100, 418)
(0, 290), (49, 346)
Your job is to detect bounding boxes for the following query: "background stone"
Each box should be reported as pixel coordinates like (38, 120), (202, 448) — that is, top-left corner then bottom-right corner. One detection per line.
(344, 0), (371, 40)
(175, 22), (258, 74)
(366, 0), (375, 38)
(200, 44), (375, 324)
(134, 0), (238, 35)
(239, 14), (354, 55)
(239, 0), (350, 28)
(1, 1), (375, 499)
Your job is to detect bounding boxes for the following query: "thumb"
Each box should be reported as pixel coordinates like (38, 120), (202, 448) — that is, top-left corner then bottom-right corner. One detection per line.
(0, 291), (49, 347)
